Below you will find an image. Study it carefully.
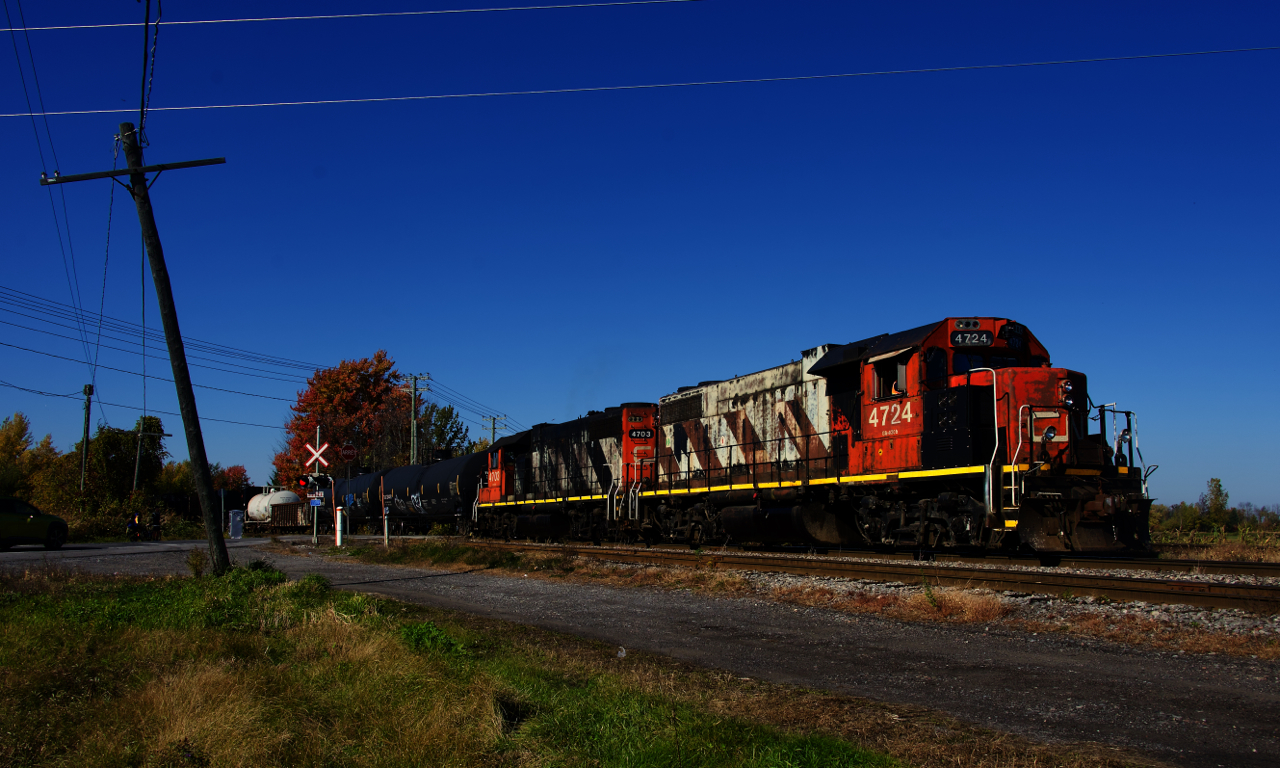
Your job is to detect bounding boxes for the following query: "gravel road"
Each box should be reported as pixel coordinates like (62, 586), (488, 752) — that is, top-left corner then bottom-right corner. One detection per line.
(6, 539), (1277, 768)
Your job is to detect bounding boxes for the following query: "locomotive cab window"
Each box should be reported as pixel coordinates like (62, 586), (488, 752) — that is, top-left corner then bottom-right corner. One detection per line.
(873, 353), (910, 399)
(924, 347), (947, 384)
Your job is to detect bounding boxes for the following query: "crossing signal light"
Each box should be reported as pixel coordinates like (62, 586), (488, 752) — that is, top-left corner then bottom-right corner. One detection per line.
(313, 475), (332, 489)
(296, 476), (311, 491)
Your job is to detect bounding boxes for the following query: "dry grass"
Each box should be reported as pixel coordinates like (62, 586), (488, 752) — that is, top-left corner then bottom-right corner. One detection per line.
(771, 584), (1014, 624)
(66, 614), (508, 768)
(1162, 541), (1280, 563)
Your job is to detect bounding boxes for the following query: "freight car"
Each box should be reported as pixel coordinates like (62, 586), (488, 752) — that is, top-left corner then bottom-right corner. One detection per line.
(331, 452), (488, 534)
(244, 489), (313, 532)
(460, 317), (1153, 554)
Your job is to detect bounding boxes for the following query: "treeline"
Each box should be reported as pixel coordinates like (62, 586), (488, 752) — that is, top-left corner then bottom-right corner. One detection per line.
(0, 411), (252, 539)
(1150, 478), (1278, 533)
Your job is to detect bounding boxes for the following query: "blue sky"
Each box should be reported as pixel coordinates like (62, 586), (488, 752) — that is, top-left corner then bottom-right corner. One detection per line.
(1, 1), (1277, 505)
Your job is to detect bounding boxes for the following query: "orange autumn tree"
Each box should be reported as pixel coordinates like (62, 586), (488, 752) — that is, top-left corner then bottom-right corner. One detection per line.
(273, 350), (407, 484)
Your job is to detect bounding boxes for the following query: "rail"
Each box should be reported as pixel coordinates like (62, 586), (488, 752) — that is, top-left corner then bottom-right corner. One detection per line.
(464, 541), (1280, 613)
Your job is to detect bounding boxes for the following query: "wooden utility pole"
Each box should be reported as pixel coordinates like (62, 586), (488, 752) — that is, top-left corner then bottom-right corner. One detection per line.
(119, 123), (229, 572)
(42, 123), (229, 573)
(402, 373), (430, 464)
(79, 384), (93, 491)
(483, 414), (507, 444)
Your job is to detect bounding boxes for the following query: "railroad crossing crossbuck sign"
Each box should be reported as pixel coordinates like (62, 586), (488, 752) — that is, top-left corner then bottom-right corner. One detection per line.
(305, 442), (330, 468)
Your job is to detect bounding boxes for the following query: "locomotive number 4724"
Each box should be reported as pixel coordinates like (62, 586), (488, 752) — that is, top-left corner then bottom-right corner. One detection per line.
(868, 402), (914, 427)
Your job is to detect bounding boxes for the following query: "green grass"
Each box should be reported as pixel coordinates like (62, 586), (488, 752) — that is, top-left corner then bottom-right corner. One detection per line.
(0, 562), (896, 768)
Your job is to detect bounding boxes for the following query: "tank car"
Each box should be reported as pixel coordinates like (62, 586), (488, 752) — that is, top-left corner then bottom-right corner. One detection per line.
(337, 453), (488, 534)
(468, 318), (1153, 554)
(244, 488), (309, 531)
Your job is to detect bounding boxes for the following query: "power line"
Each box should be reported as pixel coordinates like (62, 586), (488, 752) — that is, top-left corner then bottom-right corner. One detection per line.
(137, 0), (160, 137)
(0, 296), (318, 373)
(2, 0), (93, 369)
(0, 318), (305, 383)
(0, 285), (325, 371)
(0, 340), (295, 401)
(0, 308), (307, 382)
(3, 1), (703, 32)
(0, 379), (285, 429)
(3, 45), (1276, 119)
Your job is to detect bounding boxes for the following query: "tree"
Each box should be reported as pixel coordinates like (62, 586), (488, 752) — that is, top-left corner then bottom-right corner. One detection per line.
(274, 351), (404, 479)
(0, 412), (35, 497)
(273, 351), (477, 477)
(1198, 478), (1236, 530)
(0, 412), (58, 501)
(373, 400), (474, 465)
(214, 465), (252, 492)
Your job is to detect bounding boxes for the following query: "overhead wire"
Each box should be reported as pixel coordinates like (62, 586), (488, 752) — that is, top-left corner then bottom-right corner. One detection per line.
(3, 1), (704, 32)
(432, 379), (526, 424)
(0, 379), (285, 430)
(3, 45), (1276, 119)
(0, 307), (309, 381)
(2, 0), (93, 369)
(0, 285), (325, 371)
(0, 318), (306, 383)
(137, 0), (159, 139)
(0, 341), (295, 402)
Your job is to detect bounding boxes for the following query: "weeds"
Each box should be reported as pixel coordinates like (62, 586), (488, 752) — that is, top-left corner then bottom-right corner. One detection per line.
(184, 547), (208, 578)
(400, 620), (469, 656)
(921, 576), (938, 609)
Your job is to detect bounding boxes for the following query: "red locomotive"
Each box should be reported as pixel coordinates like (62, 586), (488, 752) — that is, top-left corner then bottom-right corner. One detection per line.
(469, 317), (1152, 553)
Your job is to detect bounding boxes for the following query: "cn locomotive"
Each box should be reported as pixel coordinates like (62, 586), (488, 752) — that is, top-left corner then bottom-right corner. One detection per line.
(330, 318), (1154, 554)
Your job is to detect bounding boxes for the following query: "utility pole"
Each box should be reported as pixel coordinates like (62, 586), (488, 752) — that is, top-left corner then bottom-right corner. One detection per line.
(43, 124), (229, 573)
(482, 414), (507, 444)
(401, 373), (430, 464)
(79, 384), (93, 492)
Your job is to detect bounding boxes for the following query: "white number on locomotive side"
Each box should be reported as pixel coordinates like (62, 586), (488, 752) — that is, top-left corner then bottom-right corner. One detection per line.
(868, 402), (914, 427)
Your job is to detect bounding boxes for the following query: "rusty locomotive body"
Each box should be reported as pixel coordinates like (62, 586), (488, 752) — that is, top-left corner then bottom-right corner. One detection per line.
(460, 318), (1152, 554)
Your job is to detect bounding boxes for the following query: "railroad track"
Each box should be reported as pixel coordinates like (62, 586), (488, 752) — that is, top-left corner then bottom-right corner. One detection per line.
(465, 540), (1280, 613)
(801, 550), (1280, 579)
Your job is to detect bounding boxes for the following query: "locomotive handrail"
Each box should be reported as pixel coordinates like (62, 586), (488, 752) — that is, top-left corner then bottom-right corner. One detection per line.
(652, 427), (840, 491)
(964, 367), (1001, 519)
(605, 477), (621, 520)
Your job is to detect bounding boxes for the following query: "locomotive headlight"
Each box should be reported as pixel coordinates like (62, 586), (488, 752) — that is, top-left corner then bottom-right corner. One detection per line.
(1061, 380), (1073, 393)
(1062, 394), (1075, 407)
(1043, 426), (1058, 442)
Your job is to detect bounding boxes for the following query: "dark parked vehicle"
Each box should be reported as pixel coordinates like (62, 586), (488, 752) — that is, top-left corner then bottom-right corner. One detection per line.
(0, 498), (67, 550)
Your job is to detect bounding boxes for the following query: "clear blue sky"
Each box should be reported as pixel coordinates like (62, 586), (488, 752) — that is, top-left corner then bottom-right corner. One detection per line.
(2, 1), (1277, 506)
